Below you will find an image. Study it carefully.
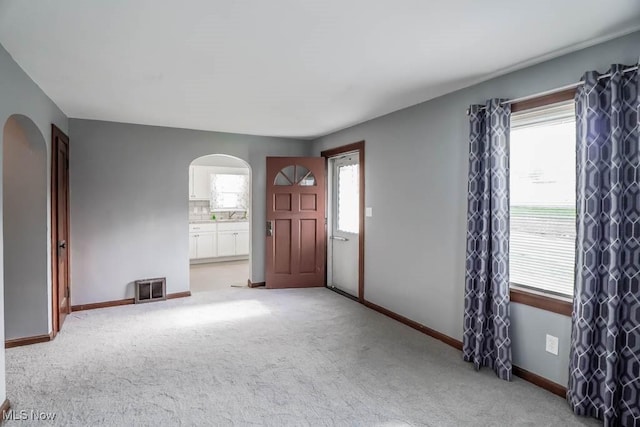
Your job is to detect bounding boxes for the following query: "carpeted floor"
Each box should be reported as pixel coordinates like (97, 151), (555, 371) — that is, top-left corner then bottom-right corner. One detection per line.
(5, 287), (598, 426)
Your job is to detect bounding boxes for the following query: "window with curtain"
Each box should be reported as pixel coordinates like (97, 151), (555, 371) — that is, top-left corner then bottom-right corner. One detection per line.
(509, 100), (576, 297)
(210, 173), (249, 210)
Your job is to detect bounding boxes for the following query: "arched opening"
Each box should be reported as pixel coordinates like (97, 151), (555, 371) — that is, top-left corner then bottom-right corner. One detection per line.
(188, 154), (252, 293)
(2, 115), (49, 340)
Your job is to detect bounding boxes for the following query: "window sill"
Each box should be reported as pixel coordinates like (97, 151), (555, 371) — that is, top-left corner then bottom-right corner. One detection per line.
(509, 287), (572, 317)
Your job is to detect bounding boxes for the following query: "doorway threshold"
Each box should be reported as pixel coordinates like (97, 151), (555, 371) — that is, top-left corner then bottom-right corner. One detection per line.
(326, 285), (358, 302)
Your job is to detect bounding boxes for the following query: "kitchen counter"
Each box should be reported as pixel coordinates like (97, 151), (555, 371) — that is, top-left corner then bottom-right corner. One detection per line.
(189, 219), (248, 224)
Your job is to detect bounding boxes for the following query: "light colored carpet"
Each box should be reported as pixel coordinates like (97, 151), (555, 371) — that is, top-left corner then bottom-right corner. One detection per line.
(189, 260), (249, 293)
(5, 287), (598, 426)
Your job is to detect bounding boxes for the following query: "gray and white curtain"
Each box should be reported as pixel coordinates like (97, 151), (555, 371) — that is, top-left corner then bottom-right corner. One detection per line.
(568, 64), (640, 426)
(463, 99), (512, 381)
(210, 173), (249, 210)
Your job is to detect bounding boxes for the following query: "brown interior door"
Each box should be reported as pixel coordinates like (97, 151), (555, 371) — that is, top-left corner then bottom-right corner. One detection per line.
(52, 125), (70, 332)
(266, 157), (326, 288)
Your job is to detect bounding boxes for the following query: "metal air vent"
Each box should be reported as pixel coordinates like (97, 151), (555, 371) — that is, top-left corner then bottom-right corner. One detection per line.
(135, 277), (166, 303)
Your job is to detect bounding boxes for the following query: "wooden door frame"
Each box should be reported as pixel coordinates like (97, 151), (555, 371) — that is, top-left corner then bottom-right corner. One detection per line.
(321, 141), (365, 302)
(51, 124), (70, 336)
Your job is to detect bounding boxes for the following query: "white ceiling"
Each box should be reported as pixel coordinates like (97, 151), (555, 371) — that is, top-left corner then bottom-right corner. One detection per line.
(1, 1), (639, 139)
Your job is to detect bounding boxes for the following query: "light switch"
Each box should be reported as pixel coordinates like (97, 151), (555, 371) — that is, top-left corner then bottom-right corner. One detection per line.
(366, 207), (373, 217)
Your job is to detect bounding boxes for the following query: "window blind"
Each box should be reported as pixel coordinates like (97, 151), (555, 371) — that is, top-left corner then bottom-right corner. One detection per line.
(510, 101), (576, 297)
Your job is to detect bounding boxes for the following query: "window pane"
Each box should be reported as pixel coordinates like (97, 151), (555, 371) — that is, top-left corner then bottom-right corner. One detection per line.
(295, 165), (316, 186)
(299, 173), (316, 186)
(274, 165), (316, 186)
(216, 174), (244, 191)
(295, 165), (310, 183)
(275, 172), (292, 186)
(510, 106), (576, 297)
(337, 164), (359, 234)
(274, 166), (295, 185)
(220, 193), (238, 208)
(211, 174), (248, 210)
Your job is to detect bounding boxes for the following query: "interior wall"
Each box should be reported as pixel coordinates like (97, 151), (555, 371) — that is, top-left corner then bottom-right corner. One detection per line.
(3, 116), (48, 340)
(312, 31), (640, 386)
(191, 154), (249, 169)
(0, 42), (68, 403)
(69, 119), (310, 305)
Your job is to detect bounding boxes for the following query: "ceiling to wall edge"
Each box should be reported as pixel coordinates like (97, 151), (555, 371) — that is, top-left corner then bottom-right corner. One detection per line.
(307, 25), (640, 141)
(11, 25), (640, 142)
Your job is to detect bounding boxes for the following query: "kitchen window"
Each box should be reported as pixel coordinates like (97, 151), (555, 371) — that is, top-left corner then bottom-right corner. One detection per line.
(509, 91), (576, 312)
(210, 173), (249, 210)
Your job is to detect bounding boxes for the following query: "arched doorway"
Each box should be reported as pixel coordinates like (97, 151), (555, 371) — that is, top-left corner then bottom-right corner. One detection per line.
(2, 115), (49, 341)
(188, 154), (252, 292)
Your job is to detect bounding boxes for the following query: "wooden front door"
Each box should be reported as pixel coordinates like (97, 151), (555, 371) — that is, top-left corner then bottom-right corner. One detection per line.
(266, 157), (326, 288)
(52, 125), (70, 333)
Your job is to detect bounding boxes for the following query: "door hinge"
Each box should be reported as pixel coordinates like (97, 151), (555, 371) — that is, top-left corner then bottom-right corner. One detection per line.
(66, 285), (70, 298)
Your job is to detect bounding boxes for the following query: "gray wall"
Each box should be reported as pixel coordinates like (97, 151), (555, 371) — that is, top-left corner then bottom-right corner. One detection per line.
(0, 42), (69, 402)
(312, 31), (640, 386)
(69, 119), (311, 305)
(3, 116), (48, 340)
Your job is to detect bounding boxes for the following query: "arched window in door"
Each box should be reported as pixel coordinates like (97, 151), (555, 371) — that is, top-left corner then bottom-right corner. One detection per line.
(274, 165), (316, 186)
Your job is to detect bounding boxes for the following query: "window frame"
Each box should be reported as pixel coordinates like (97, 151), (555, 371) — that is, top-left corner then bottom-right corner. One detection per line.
(509, 88), (576, 316)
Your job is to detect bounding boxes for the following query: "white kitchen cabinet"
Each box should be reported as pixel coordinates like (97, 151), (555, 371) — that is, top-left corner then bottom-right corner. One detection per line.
(189, 223), (218, 260)
(216, 224), (249, 257)
(197, 233), (217, 258)
(189, 221), (249, 261)
(189, 223), (217, 233)
(189, 232), (217, 259)
(217, 231), (237, 257)
(190, 165), (215, 200)
(235, 230), (250, 255)
(217, 221), (249, 232)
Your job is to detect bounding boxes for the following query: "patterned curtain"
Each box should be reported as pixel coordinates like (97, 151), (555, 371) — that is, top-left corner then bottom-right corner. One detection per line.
(235, 174), (249, 210)
(568, 64), (640, 427)
(463, 99), (513, 381)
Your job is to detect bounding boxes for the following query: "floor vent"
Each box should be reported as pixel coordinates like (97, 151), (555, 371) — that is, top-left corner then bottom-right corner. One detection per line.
(135, 277), (166, 303)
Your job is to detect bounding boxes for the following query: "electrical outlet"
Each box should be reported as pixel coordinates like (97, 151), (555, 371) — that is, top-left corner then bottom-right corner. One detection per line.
(545, 334), (559, 355)
(366, 207), (373, 217)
